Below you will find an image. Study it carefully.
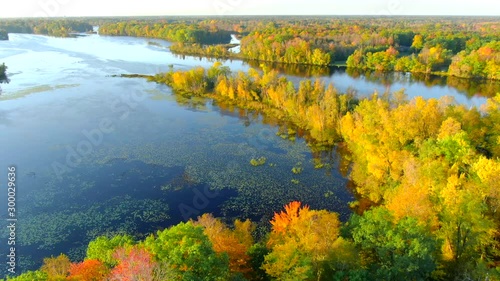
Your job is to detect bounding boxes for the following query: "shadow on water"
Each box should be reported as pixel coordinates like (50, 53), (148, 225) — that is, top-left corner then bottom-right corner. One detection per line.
(2, 159), (238, 276)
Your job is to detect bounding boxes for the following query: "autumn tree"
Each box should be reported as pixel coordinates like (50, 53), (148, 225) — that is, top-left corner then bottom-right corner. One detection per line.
(67, 259), (109, 281)
(411, 34), (424, 52)
(108, 246), (162, 281)
(40, 254), (71, 281)
(193, 214), (255, 277)
(263, 201), (347, 280)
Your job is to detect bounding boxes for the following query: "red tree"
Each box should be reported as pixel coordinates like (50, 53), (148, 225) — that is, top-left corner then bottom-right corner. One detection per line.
(67, 259), (109, 281)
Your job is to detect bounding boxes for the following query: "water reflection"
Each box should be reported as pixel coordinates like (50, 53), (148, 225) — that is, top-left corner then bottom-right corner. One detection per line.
(0, 71), (9, 95)
(245, 61), (499, 101)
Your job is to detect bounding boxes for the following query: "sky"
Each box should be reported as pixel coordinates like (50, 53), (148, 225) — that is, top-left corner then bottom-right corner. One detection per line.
(1, 0), (499, 18)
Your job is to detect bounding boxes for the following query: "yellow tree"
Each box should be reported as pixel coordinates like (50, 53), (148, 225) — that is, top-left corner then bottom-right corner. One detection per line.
(193, 214), (255, 276)
(264, 201), (345, 280)
(41, 254), (71, 281)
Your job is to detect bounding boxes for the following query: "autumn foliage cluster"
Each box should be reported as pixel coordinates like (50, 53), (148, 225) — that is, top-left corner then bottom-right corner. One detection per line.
(94, 17), (499, 78)
(6, 62), (500, 280)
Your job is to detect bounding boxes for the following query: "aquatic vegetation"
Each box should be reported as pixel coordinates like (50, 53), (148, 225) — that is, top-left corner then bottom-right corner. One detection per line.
(291, 162), (303, 174)
(250, 157), (267, 166)
(0, 84), (79, 100)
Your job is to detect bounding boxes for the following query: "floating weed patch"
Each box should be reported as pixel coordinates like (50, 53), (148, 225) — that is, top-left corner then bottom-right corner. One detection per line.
(0, 84), (79, 100)
(250, 157), (267, 166)
(292, 162), (303, 174)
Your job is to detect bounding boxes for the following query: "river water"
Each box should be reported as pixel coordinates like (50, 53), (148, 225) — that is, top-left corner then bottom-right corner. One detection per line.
(0, 33), (495, 275)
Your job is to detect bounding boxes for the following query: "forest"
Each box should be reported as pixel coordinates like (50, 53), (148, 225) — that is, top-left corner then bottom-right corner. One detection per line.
(1, 17), (498, 78)
(5, 63), (500, 280)
(95, 16), (499, 78)
(0, 19), (93, 37)
(0, 29), (7, 40)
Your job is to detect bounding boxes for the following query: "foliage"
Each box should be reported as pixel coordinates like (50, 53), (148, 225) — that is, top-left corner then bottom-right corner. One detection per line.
(86, 235), (135, 267)
(152, 63), (357, 145)
(144, 221), (230, 280)
(40, 254), (71, 281)
(4, 271), (47, 281)
(350, 208), (438, 280)
(193, 214), (255, 277)
(449, 41), (500, 80)
(0, 19), (92, 37)
(264, 201), (345, 280)
(250, 157), (267, 166)
(108, 246), (158, 281)
(67, 259), (109, 281)
(170, 42), (232, 58)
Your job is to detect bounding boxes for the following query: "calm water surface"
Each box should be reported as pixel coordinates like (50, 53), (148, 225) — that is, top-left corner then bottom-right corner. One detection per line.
(0, 33), (494, 275)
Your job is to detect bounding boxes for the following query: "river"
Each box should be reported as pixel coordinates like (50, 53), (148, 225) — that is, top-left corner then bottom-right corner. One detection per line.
(0, 33), (495, 275)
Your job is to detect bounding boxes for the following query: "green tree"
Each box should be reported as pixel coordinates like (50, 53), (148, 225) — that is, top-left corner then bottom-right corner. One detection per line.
(350, 207), (438, 281)
(0, 63), (7, 80)
(86, 234), (135, 267)
(144, 221), (230, 281)
(5, 271), (47, 281)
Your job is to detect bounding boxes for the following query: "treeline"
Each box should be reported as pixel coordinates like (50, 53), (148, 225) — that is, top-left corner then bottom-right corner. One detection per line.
(0, 19), (93, 37)
(240, 33), (331, 66)
(98, 17), (499, 76)
(1, 203), (371, 280)
(346, 40), (500, 79)
(0, 29), (7, 40)
(169, 42), (232, 58)
(5, 197), (499, 280)
(98, 20), (233, 45)
(2, 17), (498, 71)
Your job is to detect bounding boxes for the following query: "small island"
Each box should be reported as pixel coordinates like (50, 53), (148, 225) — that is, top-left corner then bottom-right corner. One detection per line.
(0, 29), (8, 40)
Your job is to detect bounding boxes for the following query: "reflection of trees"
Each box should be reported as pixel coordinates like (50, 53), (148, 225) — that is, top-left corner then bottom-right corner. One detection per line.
(446, 76), (500, 98)
(344, 67), (499, 98)
(245, 60), (333, 77)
